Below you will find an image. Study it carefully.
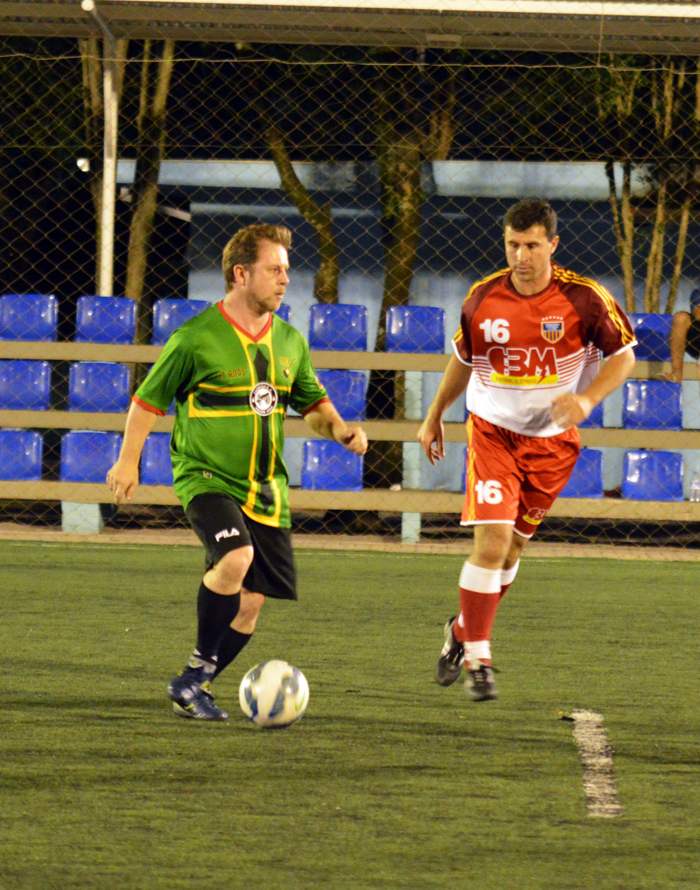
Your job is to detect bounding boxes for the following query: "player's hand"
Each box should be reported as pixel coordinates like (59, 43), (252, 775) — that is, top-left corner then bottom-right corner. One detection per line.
(338, 426), (368, 455)
(417, 416), (445, 465)
(657, 371), (681, 383)
(106, 460), (139, 505)
(550, 392), (592, 429)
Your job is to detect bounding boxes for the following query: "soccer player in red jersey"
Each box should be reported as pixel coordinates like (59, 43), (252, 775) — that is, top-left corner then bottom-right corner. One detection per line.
(418, 199), (636, 701)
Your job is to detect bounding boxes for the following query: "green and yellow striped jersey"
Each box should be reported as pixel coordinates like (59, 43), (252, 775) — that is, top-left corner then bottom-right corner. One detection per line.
(134, 301), (328, 528)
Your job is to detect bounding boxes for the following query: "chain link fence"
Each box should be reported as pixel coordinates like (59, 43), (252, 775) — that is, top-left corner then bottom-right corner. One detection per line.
(2, 30), (700, 549)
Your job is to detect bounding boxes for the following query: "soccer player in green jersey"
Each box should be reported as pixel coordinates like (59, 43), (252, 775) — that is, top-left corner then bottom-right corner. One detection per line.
(107, 224), (368, 720)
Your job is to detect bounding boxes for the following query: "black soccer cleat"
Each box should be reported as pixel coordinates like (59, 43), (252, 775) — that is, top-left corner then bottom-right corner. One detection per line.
(465, 663), (498, 702)
(435, 617), (465, 687)
(168, 666), (228, 721)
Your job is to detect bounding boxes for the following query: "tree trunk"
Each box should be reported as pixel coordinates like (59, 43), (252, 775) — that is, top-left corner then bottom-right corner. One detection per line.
(644, 181), (668, 313)
(375, 133), (423, 353)
(425, 67), (456, 162)
(645, 62), (684, 313)
(619, 162), (637, 312)
(596, 62), (642, 313)
(363, 53), (426, 488)
(670, 58), (700, 312)
(124, 39), (175, 346)
(605, 158), (636, 312)
(263, 118), (338, 304)
(667, 196), (691, 313)
(365, 128), (423, 488)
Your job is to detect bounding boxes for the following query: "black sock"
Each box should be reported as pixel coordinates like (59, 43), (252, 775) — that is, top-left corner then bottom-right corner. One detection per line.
(195, 582), (241, 663)
(212, 627), (253, 679)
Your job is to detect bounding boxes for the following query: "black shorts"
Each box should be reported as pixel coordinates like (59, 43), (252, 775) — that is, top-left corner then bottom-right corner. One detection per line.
(185, 493), (297, 600)
(686, 320), (700, 360)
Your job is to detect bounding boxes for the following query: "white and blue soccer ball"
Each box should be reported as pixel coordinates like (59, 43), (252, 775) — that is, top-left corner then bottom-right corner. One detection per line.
(238, 660), (309, 728)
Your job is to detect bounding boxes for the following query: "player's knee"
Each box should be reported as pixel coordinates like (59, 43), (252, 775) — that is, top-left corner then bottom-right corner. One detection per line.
(473, 525), (512, 567)
(213, 545), (254, 587)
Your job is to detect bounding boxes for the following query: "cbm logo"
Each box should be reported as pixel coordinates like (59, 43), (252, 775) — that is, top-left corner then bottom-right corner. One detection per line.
(487, 345), (558, 379)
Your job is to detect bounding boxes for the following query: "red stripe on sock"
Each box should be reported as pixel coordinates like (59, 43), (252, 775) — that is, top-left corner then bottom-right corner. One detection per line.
(457, 586), (500, 646)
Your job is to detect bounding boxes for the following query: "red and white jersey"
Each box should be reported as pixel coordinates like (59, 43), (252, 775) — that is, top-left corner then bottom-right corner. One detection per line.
(453, 264), (636, 437)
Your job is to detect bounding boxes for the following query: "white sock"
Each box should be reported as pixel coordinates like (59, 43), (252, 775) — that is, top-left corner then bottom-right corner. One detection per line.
(500, 560), (520, 588)
(465, 640), (491, 665)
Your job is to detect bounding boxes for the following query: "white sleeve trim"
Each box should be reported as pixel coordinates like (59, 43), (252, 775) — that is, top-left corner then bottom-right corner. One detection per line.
(603, 341), (637, 359)
(452, 339), (473, 366)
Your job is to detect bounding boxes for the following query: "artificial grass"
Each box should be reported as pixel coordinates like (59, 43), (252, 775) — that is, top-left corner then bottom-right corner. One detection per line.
(1, 541), (699, 889)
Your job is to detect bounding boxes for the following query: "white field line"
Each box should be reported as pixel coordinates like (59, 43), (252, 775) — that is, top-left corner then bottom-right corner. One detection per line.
(572, 709), (625, 819)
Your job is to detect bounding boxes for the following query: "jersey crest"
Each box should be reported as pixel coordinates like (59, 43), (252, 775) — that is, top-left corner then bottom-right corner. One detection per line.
(541, 317), (564, 343)
(249, 382), (278, 416)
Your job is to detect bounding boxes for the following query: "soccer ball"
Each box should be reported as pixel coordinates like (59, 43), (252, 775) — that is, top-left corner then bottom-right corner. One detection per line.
(238, 660), (309, 728)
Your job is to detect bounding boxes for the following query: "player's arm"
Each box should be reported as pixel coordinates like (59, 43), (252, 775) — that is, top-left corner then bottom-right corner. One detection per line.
(303, 400), (368, 455)
(660, 312), (692, 383)
(417, 353), (472, 465)
(106, 400), (159, 504)
(550, 347), (636, 429)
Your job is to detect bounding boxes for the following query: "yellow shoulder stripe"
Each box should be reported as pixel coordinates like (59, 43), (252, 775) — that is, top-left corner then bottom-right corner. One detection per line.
(555, 268), (635, 346)
(462, 268), (508, 307)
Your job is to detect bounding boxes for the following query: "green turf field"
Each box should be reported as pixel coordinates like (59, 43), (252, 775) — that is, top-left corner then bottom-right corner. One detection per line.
(2, 540), (699, 890)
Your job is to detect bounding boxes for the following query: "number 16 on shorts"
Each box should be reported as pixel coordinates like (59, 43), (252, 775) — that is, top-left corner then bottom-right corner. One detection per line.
(462, 473), (515, 526)
(475, 479), (503, 505)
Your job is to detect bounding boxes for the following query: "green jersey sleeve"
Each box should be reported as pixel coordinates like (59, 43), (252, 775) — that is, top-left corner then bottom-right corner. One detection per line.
(288, 336), (328, 415)
(134, 328), (195, 413)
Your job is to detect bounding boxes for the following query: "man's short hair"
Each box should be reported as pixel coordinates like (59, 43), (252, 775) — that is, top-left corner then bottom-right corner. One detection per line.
(503, 200), (558, 241)
(222, 224), (292, 291)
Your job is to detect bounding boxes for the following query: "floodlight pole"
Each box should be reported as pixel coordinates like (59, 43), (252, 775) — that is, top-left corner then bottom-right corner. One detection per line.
(81, 0), (118, 297)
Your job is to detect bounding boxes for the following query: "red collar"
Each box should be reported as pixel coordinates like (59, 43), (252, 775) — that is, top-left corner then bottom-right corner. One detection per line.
(218, 300), (272, 342)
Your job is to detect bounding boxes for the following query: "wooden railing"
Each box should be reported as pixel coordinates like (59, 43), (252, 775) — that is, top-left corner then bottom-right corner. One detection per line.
(2, 340), (700, 520)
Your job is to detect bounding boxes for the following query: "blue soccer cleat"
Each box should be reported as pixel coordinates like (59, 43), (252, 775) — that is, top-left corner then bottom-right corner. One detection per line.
(168, 664), (228, 721)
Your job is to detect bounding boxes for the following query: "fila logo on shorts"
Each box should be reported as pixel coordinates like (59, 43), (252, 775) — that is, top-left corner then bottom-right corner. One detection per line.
(249, 382), (278, 416)
(215, 527), (241, 542)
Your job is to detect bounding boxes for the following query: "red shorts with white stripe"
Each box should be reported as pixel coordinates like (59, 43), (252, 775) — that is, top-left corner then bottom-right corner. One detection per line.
(461, 413), (580, 538)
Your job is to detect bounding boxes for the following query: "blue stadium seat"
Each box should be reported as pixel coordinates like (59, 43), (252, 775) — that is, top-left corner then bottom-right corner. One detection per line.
(628, 313), (672, 362)
(308, 304), (367, 351)
(316, 369), (366, 421)
(0, 359), (51, 410)
(560, 448), (604, 498)
(152, 299), (210, 345)
(621, 450), (684, 502)
(385, 306), (445, 353)
(68, 362), (131, 413)
(0, 428), (43, 480)
(579, 401), (604, 429)
(0, 294), (58, 341)
(622, 380), (682, 430)
(75, 296), (136, 344)
(60, 430), (122, 482)
(301, 439), (363, 491)
(275, 304), (291, 323)
(140, 432), (173, 485)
